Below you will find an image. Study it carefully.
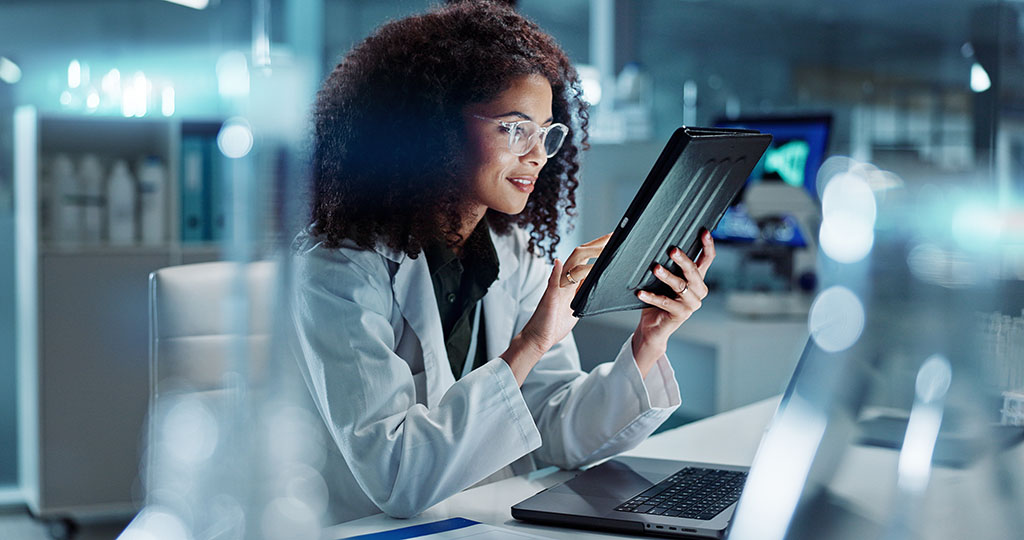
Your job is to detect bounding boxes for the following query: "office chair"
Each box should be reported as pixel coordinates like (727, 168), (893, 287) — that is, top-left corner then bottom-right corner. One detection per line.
(146, 259), (279, 499)
(148, 260), (277, 396)
(140, 260), (309, 532)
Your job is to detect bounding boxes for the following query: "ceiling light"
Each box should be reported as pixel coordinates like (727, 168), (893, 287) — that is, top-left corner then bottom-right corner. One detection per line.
(971, 62), (991, 93)
(161, 0), (210, 9)
(68, 59), (81, 89)
(0, 57), (21, 84)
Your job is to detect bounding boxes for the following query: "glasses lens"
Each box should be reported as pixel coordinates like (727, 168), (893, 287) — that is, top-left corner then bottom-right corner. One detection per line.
(508, 122), (534, 156)
(507, 121), (568, 157)
(543, 124), (568, 157)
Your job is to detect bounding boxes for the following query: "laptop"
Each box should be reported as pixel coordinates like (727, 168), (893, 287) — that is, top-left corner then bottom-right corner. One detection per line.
(511, 338), (818, 539)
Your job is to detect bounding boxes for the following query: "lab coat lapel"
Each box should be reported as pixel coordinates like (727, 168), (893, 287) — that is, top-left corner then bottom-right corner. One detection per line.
(389, 249), (454, 409)
(483, 229), (520, 361)
(385, 228), (522, 408)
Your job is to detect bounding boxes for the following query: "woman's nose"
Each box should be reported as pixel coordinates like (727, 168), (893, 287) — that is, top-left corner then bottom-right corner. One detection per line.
(522, 135), (548, 167)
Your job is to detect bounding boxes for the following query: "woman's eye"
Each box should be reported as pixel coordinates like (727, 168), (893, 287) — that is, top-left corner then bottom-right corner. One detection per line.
(513, 125), (528, 140)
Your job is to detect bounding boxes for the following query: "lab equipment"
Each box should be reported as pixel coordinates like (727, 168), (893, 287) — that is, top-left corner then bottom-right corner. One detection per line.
(710, 115), (831, 313)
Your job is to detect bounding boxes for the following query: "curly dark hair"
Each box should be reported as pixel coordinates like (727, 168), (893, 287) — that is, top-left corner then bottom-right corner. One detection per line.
(309, 0), (588, 261)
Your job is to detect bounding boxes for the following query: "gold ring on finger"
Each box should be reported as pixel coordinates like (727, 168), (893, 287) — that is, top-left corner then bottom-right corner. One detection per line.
(566, 269), (578, 285)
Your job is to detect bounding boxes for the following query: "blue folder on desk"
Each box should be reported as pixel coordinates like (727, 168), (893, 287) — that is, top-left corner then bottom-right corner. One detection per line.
(342, 518), (479, 539)
(343, 517), (556, 539)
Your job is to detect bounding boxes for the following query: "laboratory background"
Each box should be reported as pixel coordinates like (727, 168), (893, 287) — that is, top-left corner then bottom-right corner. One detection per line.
(0, 0), (1022, 539)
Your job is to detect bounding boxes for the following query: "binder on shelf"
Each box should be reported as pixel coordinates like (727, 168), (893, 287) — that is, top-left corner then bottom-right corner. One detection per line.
(180, 135), (207, 243)
(207, 138), (226, 242)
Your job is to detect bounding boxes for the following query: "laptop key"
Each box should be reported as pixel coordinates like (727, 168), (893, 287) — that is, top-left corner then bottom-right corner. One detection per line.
(615, 466), (747, 518)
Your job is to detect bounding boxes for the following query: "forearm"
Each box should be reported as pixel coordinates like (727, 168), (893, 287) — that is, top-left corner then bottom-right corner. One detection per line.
(529, 337), (680, 469)
(631, 329), (667, 379)
(320, 358), (543, 518)
(501, 333), (548, 386)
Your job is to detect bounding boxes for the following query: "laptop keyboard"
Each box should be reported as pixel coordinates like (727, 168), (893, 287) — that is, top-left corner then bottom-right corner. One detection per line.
(614, 467), (747, 521)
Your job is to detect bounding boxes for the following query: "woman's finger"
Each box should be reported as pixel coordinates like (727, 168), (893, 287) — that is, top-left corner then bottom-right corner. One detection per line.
(636, 290), (688, 318)
(567, 240), (607, 262)
(565, 263), (595, 290)
(676, 285), (703, 311)
(695, 230), (716, 277)
(564, 247), (606, 275)
(562, 232), (614, 289)
(652, 263), (688, 295)
(551, 258), (567, 288)
(568, 233), (612, 267)
(568, 245), (604, 264)
(668, 248), (709, 300)
(581, 232), (613, 247)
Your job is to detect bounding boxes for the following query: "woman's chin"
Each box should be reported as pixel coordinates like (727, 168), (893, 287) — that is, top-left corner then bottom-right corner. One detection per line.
(484, 197), (529, 216)
(497, 201), (529, 215)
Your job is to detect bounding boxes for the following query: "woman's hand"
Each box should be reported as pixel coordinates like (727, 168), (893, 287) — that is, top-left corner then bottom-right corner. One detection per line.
(632, 230), (716, 377)
(502, 233), (612, 385)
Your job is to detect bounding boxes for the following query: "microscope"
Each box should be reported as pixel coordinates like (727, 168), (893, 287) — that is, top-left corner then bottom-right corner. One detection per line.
(725, 181), (821, 317)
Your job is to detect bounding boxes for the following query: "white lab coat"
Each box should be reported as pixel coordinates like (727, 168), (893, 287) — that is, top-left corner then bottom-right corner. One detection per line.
(289, 225), (681, 524)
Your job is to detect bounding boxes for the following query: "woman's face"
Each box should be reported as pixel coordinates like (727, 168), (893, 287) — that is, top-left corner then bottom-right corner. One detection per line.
(462, 73), (554, 218)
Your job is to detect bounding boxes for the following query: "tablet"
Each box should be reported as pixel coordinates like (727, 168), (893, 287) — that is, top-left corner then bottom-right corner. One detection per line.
(570, 126), (772, 317)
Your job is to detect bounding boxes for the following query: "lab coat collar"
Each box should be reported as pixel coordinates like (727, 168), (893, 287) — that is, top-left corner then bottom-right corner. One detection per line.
(370, 242), (407, 266)
(369, 223), (520, 279)
(489, 226), (519, 282)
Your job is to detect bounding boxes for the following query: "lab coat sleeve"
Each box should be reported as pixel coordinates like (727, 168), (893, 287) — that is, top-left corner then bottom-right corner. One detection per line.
(290, 246), (542, 518)
(515, 252), (681, 470)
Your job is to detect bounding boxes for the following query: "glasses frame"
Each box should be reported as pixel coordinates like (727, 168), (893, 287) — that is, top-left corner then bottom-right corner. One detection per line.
(472, 114), (568, 158)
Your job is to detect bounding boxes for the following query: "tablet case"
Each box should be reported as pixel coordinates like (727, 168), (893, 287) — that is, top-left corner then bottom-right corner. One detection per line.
(570, 127), (772, 317)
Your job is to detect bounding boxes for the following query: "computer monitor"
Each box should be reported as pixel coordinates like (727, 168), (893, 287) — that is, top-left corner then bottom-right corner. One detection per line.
(710, 115), (831, 248)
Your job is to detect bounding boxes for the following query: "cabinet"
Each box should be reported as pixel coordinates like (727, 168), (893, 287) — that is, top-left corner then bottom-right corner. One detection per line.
(13, 107), (221, 519)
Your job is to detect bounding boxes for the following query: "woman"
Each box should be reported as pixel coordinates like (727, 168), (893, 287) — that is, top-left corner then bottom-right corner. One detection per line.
(290, 1), (716, 523)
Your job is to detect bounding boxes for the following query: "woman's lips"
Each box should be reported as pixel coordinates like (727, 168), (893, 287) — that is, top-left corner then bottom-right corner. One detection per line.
(507, 176), (536, 193)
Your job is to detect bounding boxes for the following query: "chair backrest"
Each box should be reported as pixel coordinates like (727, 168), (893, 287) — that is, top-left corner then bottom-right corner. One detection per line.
(143, 259), (344, 529)
(148, 260), (277, 396)
(145, 260), (287, 512)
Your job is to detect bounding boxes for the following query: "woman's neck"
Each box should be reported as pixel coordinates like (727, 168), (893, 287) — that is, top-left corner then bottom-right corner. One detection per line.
(452, 207), (487, 255)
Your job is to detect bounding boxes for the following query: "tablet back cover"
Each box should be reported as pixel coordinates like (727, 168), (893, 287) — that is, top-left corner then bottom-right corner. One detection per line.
(570, 127), (772, 317)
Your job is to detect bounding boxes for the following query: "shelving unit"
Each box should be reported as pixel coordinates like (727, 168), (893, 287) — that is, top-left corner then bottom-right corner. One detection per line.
(14, 107), (222, 521)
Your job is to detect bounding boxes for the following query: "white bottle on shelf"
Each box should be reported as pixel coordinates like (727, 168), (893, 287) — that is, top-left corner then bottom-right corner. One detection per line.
(78, 154), (105, 244)
(106, 160), (137, 245)
(137, 156), (166, 246)
(48, 154), (81, 245)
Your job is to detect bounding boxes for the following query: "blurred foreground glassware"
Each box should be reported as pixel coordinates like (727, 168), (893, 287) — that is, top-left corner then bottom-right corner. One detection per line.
(121, 16), (324, 537)
(728, 177), (1024, 540)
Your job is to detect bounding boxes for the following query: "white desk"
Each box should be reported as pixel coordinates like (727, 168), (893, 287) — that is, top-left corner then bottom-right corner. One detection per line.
(324, 394), (1024, 540)
(323, 396), (781, 539)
